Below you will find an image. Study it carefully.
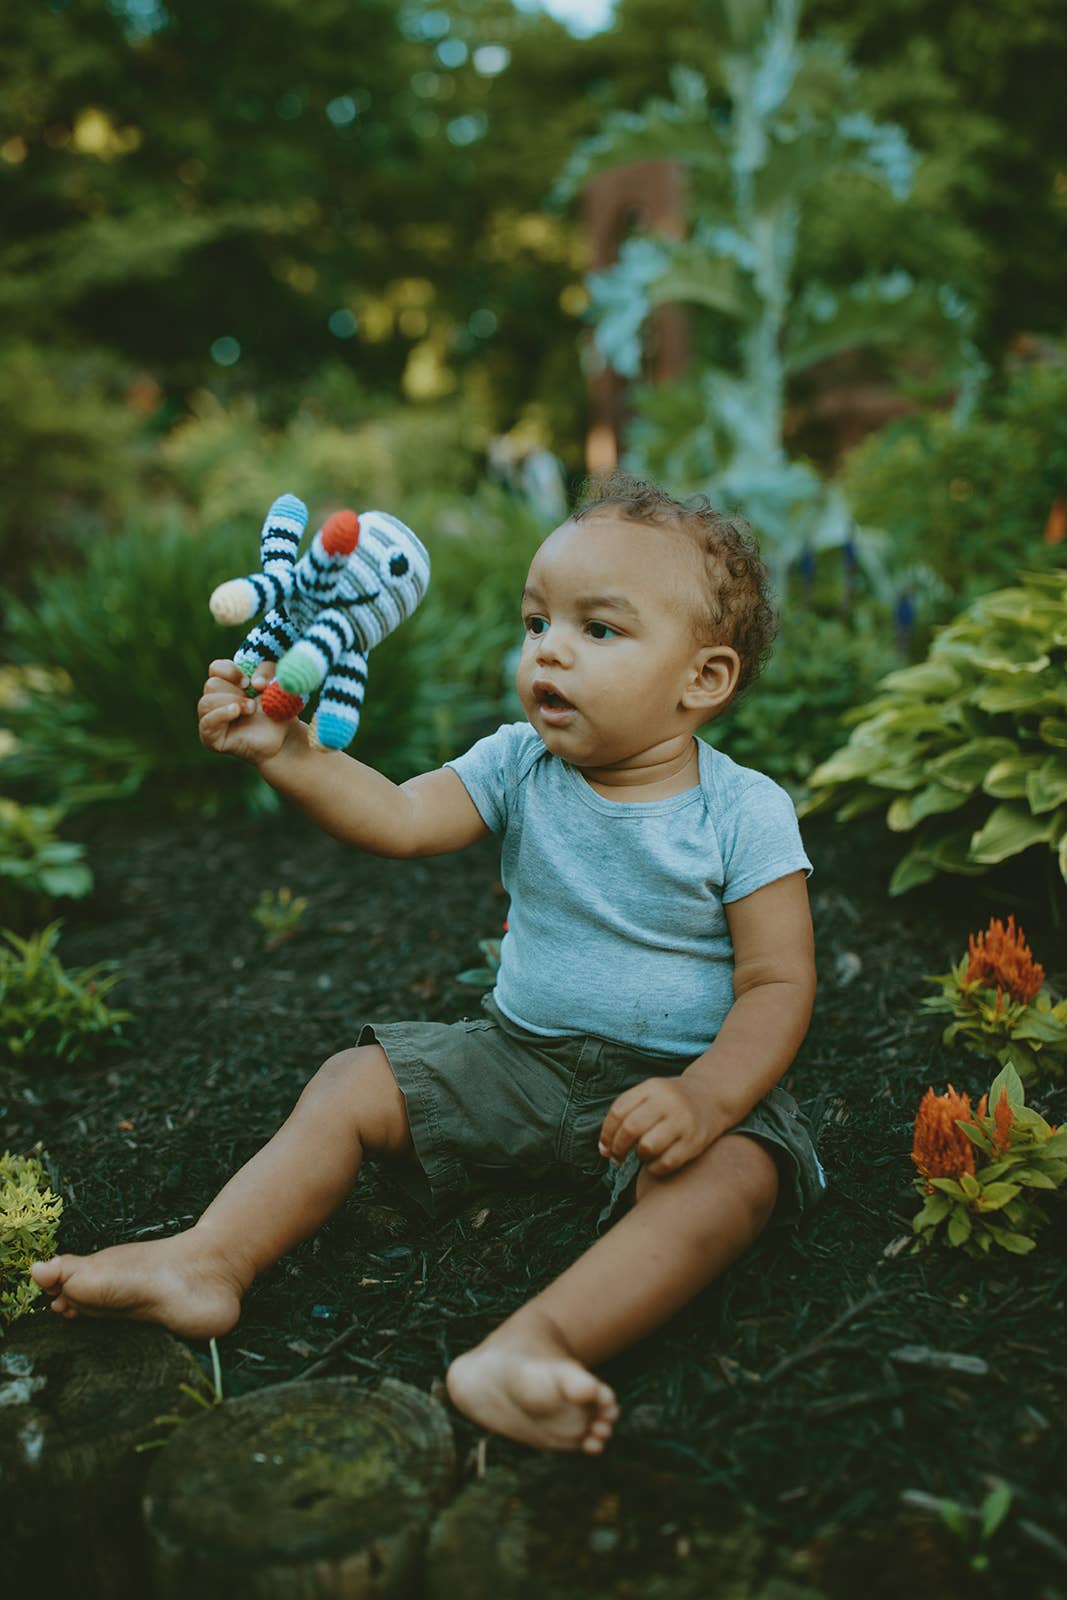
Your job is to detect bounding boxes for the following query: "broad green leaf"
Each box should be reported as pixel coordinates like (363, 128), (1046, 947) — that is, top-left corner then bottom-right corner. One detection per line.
(928, 1177), (966, 1198)
(922, 828), (990, 876)
(1039, 716), (1067, 749)
(980, 1483), (1013, 1541)
(927, 739), (1018, 794)
(889, 845), (938, 895)
(886, 784), (967, 831)
(879, 660), (963, 698)
(987, 1062), (1025, 1110)
(985, 1225), (1036, 1254)
(1013, 1009), (1067, 1043)
(960, 1171), (981, 1200)
(1026, 755), (1067, 814)
(975, 679), (1062, 715)
(975, 1182), (1021, 1210)
(983, 755), (1044, 799)
(969, 804), (1057, 864)
(914, 1192), (953, 1225)
(947, 1208), (972, 1245)
(1009, 1169), (1059, 1189)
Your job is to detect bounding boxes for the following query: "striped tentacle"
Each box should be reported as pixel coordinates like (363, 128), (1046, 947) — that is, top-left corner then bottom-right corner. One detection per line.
(233, 609), (301, 681)
(314, 649), (370, 749)
(275, 605), (357, 700)
(258, 494), (308, 597)
(209, 495), (308, 626)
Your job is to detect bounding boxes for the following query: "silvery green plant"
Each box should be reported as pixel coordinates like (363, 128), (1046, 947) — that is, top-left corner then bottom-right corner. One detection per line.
(555, 0), (983, 590)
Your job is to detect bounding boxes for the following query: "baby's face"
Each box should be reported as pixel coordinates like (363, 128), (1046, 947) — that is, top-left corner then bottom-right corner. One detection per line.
(516, 514), (712, 767)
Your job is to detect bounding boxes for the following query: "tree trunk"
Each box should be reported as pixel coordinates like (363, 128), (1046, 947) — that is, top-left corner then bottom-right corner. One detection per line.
(1, 1311), (210, 1596)
(144, 1374), (455, 1599)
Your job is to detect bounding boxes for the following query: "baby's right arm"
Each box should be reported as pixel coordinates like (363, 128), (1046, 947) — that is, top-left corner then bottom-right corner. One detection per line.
(198, 659), (490, 859)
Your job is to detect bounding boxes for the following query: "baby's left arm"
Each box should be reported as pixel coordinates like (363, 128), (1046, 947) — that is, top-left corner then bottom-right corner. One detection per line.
(597, 872), (816, 1177)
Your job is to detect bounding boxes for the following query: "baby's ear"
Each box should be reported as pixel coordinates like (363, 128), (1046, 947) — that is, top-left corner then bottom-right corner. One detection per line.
(685, 645), (741, 712)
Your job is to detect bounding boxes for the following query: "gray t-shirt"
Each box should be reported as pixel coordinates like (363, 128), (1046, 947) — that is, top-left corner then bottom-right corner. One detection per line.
(446, 722), (813, 1058)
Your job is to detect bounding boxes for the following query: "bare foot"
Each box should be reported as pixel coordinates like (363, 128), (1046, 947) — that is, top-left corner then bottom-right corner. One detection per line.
(29, 1229), (249, 1340)
(446, 1312), (619, 1454)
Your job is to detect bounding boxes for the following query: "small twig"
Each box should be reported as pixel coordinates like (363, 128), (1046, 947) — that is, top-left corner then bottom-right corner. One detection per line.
(805, 1387), (897, 1419)
(295, 1317), (361, 1382)
(755, 1289), (887, 1386)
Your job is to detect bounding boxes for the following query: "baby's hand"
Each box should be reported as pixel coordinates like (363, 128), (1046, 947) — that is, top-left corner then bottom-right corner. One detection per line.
(198, 658), (289, 765)
(597, 1077), (717, 1178)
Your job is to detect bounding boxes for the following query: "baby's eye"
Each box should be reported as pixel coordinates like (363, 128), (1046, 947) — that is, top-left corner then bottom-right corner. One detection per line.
(586, 621), (620, 640)
(523, 615), (548, 636)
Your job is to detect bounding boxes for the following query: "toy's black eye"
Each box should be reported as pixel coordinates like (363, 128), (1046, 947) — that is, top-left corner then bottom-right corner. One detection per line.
(388, 552), (410, 577)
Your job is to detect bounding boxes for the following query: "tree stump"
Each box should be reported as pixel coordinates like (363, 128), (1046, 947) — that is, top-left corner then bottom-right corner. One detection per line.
(425, 1454), (827, 1600)
(1, 1311), (210, 1596)
(144, 1374), (455, 1599)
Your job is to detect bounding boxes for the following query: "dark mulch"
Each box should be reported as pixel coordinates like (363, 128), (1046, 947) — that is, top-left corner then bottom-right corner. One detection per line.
(4, 796), (1066, 1598)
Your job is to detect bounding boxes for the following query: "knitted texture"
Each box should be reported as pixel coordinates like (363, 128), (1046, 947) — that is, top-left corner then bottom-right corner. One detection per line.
(209, 494), (430, 748)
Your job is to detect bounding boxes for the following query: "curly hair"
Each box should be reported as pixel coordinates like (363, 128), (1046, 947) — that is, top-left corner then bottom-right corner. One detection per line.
(571, 472), (778, 702)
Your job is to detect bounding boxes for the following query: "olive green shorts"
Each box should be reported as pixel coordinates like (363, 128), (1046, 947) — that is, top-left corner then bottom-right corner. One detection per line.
(358, 993), (826, 1235)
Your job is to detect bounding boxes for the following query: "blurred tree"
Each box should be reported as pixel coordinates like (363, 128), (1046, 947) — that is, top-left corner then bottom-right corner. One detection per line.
(0, 0), (611, 453)
(803, 0), (1067, 349)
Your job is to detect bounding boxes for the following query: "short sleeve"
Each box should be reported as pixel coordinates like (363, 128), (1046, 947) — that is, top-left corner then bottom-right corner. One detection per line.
(719, 774), (814, 904)
(444, 722), (542, 835)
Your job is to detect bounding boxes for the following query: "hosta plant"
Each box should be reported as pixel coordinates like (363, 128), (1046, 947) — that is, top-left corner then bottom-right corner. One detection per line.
(922, 915), (1067, 1082)
(1, 1145), (62, 1329)
(801, 569), (1067, 893)
(910, 1065), (1066, 1256)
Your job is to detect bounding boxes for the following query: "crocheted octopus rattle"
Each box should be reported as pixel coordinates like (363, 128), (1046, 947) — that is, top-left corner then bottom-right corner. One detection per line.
(209, 493), (430, 750)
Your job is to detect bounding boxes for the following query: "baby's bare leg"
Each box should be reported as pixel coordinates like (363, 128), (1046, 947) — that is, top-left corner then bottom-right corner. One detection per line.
(31, 1043), (410, 1339)
(446, 1133), (778, 1453)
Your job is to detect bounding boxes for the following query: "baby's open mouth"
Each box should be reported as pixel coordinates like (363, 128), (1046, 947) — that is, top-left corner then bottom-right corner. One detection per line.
(533, 682), (575, 712)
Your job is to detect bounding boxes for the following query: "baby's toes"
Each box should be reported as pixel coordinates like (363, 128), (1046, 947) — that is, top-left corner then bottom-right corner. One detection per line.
(558, 1367), (607, 1409)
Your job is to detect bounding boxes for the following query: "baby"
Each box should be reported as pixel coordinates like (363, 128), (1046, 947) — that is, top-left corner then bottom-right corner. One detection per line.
(32, 475), (823, 1456)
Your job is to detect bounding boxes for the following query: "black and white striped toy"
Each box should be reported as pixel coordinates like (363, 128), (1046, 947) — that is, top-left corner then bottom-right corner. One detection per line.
(209, 493), (430, 749)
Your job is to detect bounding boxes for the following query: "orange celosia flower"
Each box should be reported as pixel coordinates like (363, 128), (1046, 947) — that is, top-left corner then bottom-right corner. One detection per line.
(912, 1085), (977, 1187)
(993, 1087), (1014, 1152)
(964, 915), (1045, 1006)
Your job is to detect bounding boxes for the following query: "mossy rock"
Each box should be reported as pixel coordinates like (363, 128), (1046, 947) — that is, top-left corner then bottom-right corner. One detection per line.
(144, 1374), (455, 1599)
(425, 1453), (827, 1600)
(0, 1311), (209, 1595)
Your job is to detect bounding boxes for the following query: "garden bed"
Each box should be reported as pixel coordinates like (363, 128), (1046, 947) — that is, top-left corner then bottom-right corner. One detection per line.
(3, 797), (1065, 1598)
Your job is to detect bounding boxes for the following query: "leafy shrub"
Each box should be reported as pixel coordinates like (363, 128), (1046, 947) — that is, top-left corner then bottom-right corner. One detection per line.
(921, 915), (1067, 1084)
(801, 569), (1067, 894)
(0, 922), (131, 1068)
(0, 799), (93, 933)
(702, 610), (898, 791)
(910, 1065), (1067, 1257)
(0, 1146), (63, 1330)
(159, 388), (487, 534)
(0, 341), (150, 596)
(843, 361), (1067, 604)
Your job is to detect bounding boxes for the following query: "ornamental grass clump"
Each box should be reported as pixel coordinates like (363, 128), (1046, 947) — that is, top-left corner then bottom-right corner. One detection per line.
(1, 921), (131, 1066)
(1, 1145), (62, 1329)
(921, 915), (1067, 1082)
(800, 568), (1067, 894)
(911, 1065), (1067, 1256)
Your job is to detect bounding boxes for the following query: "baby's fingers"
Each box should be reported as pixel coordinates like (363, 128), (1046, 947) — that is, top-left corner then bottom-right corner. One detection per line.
(207, 658), (244, 684)
(199, 699), (254, 744)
